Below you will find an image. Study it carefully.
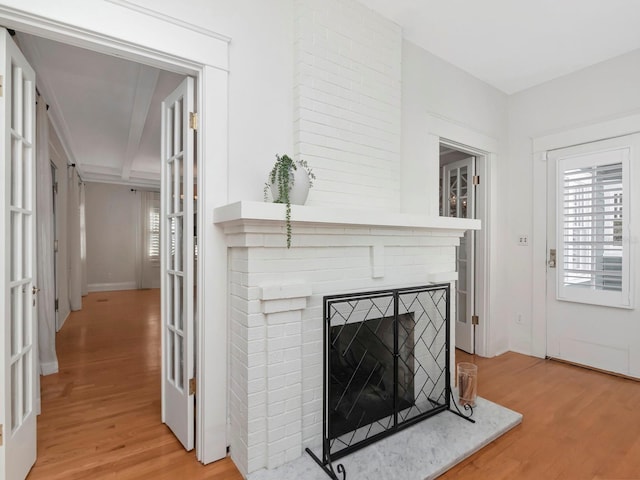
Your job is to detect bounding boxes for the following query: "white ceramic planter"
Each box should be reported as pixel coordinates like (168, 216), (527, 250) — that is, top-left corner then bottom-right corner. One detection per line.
(269, 164), (311, 205)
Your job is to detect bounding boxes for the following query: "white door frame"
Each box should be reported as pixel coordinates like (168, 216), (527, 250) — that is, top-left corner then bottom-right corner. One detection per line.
(0, 4), (230, 464)
(426, 113), (497, 358)
(532, 113), (640, 359)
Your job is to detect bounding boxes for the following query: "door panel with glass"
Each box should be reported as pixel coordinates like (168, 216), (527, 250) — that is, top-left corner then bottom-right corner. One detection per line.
(442, 156), (476, 354)
(160, 76), (196, 450)
(1, 28), (38, 480)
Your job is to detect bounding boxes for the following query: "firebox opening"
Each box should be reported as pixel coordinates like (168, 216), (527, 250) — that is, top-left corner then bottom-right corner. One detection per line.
(329, 312), (416, 438)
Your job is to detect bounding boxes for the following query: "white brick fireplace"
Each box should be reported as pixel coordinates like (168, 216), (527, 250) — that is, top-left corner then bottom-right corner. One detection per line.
(214, 201), (479, 477)
(213, 1), (482, 475)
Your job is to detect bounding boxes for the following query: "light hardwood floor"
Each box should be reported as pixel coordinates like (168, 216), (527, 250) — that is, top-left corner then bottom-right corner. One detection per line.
(443, 350), (640, 480)
(29, 290), (640, 479)
(29, 289), (242, 480)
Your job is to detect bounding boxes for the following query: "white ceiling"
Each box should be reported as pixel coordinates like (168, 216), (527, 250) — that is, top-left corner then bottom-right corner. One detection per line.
(13, 2), (640, 185)
(360, 0), (640, 93)
(16, 32), (184, 187)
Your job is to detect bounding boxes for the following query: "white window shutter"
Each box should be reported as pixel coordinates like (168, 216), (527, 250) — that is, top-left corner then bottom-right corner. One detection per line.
(556, 147), (631, 308)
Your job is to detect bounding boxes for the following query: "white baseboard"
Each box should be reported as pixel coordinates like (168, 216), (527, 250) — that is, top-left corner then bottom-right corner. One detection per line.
(505, 347), (532, 357)
(40, 361), (59, 375)
(494, 348), (511, 356)
(57, 311), (70, 331)
(88, 281), (138, 292)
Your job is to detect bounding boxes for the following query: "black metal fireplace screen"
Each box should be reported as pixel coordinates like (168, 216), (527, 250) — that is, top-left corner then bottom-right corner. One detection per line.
(306, 284), (466, 479)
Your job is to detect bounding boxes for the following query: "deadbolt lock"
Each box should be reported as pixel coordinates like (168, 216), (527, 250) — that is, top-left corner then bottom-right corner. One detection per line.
(548, 249), (557, 268)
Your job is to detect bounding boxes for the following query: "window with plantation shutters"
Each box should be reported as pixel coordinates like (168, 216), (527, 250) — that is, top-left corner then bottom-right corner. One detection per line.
(557, 146), (631, 308)
(145, 192), (161, 265)
(148, 205), (160, 261)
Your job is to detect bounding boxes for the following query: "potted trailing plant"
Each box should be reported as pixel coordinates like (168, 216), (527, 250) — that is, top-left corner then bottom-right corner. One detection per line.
(264, 154), (315, 248)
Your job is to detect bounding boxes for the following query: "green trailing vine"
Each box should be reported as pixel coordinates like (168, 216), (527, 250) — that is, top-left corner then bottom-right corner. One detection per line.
(264, 154), (315, 248)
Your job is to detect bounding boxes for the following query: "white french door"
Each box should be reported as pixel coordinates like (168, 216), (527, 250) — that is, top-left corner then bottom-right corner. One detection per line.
(0, 29), (38, 480)
(546, 135), (640, 378)
(161, 76), (196, 450)
(443, 157), (476, 354)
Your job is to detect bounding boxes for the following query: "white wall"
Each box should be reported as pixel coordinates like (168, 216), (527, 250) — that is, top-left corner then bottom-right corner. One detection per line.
(402, 40), (508, 214)
(125, 0), (294, 203)
(401, 40), (510, 355)
(84, 183), (139, 291)
(507, 48), (640, 356)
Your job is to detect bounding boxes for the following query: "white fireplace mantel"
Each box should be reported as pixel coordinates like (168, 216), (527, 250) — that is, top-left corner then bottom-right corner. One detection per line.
(214, 201), (481, 232)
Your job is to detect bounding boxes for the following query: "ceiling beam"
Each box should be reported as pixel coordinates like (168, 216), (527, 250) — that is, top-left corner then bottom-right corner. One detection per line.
(81, 163), (160, 188)
(121, 64), (159, 181)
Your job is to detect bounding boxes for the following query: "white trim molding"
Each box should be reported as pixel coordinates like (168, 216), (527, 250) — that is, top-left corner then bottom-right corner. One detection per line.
(426, 111), (499, 153)
(533, 112), (640, 153)
(87, 281), (138, 292)
(0, 2), (229, 72)
(105, 0), (232, 43)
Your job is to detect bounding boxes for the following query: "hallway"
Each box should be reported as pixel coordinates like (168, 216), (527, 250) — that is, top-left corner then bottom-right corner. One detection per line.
(28, 289), (241, 480)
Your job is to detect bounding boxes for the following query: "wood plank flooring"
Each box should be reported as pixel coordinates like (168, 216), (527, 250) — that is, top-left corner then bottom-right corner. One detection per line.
(442, 351), (640, 480)
(28, 290), (242, 480)
(29, 290), (640, 479)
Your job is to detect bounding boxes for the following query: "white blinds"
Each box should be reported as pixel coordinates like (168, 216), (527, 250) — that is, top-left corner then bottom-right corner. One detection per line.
(562, 162), (623, 291)
(148, 205), (160, 259)
(146, 192), (161, 262)
(556, 144), (631, 308)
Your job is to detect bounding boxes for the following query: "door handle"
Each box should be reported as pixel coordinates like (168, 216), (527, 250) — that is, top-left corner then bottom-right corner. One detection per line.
(548, 249), (556, 268)
(32, 286), (40, 307)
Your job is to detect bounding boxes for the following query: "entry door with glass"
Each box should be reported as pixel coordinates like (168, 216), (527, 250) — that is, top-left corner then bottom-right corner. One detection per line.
(546, 135), (639, 378)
